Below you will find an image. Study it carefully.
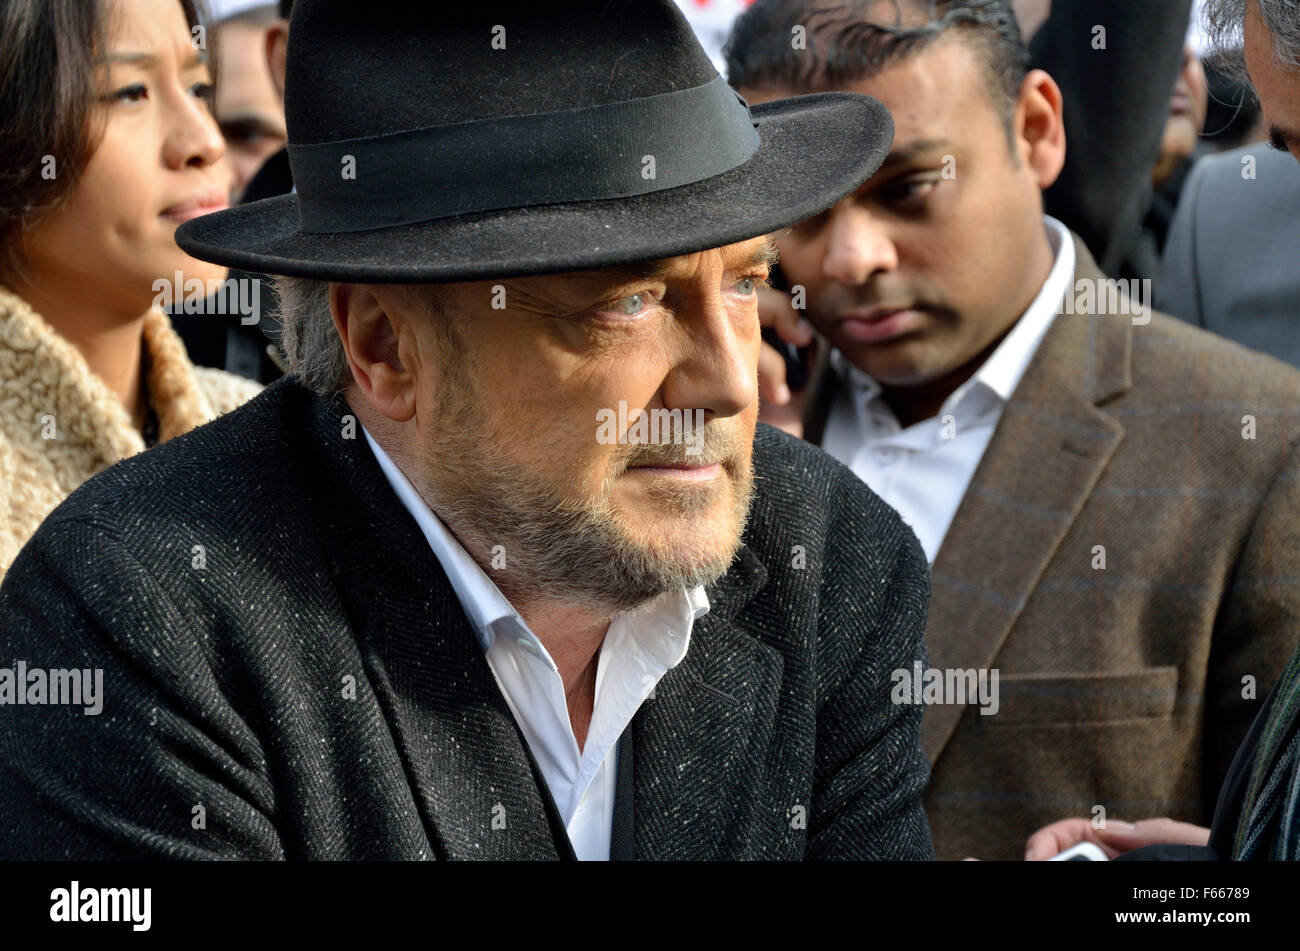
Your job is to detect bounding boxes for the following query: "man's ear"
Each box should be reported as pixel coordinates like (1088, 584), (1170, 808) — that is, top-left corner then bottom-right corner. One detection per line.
(1015, 68), (1067, 190)
(265, 23), (288, 101)
(330, 283), (417, 422)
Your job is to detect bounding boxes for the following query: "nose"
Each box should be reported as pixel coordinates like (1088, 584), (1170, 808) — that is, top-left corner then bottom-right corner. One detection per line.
(659, 276), (758, 426)
(162, 88), (226, 171)
(822, 203), (898, 285)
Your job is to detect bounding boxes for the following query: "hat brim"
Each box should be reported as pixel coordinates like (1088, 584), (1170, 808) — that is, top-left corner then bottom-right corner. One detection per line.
(177, 92), (893, 282)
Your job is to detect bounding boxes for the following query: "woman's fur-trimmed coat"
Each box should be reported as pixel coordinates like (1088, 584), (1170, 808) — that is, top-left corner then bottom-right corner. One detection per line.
(0, 286), (261, 579)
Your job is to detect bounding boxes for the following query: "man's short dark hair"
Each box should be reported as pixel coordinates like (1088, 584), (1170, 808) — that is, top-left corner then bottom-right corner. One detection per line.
(724, 0), (1031, 140)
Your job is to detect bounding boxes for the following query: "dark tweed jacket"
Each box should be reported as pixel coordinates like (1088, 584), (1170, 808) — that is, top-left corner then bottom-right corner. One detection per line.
(0, 378), (933, 860)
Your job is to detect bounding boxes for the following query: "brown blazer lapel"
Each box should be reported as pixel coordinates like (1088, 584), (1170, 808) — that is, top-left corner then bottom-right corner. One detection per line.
(922, 238), (1133, 762)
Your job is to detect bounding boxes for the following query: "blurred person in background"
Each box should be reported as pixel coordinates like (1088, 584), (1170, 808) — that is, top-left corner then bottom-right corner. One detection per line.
(0, 0), (262, 581)
(172, 0), (291, 384)
(1143, 44), (1210, 256)
(235, 0), (291, 203)
(1154, 46), (1211, 195)
(211, 0), (286, 204)
(1158, 142), (1300, 368)
(1015, 0), (1195, 285)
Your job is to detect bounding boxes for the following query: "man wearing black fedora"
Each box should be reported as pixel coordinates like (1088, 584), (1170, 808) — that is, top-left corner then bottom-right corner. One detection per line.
(0, 0), (932, 860)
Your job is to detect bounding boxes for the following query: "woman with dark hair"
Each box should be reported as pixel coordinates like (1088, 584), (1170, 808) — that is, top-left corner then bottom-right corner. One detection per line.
(0, 0), (261, 579)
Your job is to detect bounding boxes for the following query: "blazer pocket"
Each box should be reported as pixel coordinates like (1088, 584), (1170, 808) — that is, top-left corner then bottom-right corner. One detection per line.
(988, 666), (1179, 727)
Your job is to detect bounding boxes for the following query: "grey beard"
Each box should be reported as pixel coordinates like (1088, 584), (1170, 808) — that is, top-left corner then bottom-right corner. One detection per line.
(426, 452), (754, 615)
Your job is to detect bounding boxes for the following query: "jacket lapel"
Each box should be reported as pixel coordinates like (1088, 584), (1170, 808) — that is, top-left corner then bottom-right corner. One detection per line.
(609, 726), (636, 860)
(632, 544), (783, 859)
(301, 394), (568, 860)
(921, 239), (1131, 762)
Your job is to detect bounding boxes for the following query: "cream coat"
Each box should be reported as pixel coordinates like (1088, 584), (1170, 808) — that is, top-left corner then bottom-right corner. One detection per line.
(0, 285), (262, 580)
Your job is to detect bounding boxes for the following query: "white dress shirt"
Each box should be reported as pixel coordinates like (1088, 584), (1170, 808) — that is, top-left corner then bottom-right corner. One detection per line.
(821, 216), (1075, 563)
(362, 429), (709, 860)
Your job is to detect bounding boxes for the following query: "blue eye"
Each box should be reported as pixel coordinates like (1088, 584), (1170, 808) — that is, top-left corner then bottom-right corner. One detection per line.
(615, 292), (649, 316)
(736, 277), (757, 295)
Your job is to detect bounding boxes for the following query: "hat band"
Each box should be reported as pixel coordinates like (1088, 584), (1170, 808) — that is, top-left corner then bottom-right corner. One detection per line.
(288, 75), (760, 234)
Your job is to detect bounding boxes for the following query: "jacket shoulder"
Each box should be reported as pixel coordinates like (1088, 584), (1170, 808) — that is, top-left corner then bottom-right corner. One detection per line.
(749, 422), (912, 544)
(1139, 311), (1300, 403)
(34, 377), (309, 537)
(748, 422), (928, 603)
(1188, 144), (1297, 197)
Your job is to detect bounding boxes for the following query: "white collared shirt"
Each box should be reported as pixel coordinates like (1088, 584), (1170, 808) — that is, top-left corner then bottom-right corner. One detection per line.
(821, 216), (1075, 563)
(362, 428), (709, 860)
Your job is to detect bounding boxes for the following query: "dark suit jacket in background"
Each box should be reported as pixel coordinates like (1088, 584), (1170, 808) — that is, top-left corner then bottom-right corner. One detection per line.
(1034, 0), (1192, 283)
(1159, 144), (1300, 370)
(804, 236), (1300, 859)
(0, 379), (933, 860)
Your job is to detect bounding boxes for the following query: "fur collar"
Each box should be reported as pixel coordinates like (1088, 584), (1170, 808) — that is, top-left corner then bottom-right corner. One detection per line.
(0, 285), (215, 467)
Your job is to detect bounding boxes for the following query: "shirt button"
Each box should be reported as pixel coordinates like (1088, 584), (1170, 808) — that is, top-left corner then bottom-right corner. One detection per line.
(873, 446), (899, 465)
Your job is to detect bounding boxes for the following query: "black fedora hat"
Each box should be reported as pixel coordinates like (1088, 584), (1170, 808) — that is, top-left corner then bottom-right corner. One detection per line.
(177, 0), (894, 282)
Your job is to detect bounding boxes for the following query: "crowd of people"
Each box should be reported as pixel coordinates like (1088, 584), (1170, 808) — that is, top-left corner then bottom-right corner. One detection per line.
(0, 0), (1297, 862)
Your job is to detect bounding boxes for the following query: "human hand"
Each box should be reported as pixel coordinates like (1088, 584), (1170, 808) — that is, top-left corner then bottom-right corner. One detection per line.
(757, 284), (817, 438)
(1024, 816), (1210, 860)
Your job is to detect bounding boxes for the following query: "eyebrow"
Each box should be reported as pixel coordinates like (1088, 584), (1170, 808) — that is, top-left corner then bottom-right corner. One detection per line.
(735, 236), (780, 271)
(106, 50), (207, 69)
(880, 138), (955, 168)
(605, 235), (779, 283)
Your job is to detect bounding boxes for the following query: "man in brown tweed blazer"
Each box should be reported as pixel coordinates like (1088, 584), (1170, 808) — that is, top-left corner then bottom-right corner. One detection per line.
(728, 0), (1300, 859)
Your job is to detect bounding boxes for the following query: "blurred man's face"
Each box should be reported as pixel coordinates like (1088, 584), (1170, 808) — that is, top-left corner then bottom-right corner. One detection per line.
(371, 238), (772, 613)
(1244, 4), (1300, 162)
(214, 19), (287, 201)
(739, 38), (1054, 389)
(1156, 45), (1209, 186)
